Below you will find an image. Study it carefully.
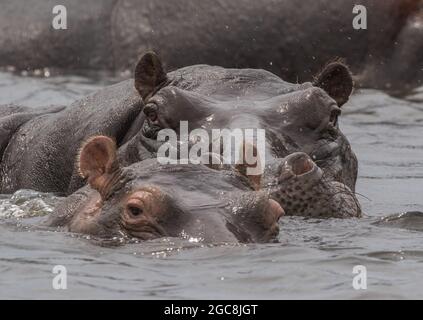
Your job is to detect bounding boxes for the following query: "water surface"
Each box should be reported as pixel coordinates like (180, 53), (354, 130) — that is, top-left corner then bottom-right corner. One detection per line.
(0, 72), (422, 299)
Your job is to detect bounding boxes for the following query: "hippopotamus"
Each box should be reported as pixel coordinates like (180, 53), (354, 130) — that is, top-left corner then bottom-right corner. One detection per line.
(0, 0), (421, 94)
(46, 136), (284, 243)
(36, 52), (361, 245)
(130, 53), (361, 219)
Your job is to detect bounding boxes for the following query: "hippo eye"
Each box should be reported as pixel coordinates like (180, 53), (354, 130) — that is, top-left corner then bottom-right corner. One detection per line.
(143, 104), (158, 122)
(127, 205), (144, 217)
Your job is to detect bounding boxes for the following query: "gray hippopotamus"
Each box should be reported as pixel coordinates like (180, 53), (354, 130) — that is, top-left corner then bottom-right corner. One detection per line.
(131, 53), (361, 219)
(47, 136), (284, 243)
(0, 0), (421, 94)
(43, 52), (362, 245)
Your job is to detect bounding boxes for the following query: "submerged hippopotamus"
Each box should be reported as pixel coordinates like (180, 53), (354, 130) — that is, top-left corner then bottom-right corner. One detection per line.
(0, 0), (421, 94)
(47, 136), (284, 243)
(43, 53), (361, 244)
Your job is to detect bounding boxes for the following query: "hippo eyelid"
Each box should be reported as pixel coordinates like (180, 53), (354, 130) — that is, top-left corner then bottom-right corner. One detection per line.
(129, 196), (148, 202)
(126, 197), (146, 207)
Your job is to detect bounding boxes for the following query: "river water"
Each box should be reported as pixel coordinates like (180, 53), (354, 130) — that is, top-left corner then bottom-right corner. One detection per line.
(0, 71), (422, 299)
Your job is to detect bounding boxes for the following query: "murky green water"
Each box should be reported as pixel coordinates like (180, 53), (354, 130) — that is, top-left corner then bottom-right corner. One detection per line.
(0, 71), (422, 299)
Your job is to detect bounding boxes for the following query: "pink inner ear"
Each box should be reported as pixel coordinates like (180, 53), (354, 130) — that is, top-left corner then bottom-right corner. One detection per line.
(78, 135), (117, 179)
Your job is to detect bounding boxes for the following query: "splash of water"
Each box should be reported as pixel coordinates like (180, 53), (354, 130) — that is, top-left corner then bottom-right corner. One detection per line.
(0, 189), (60, 219)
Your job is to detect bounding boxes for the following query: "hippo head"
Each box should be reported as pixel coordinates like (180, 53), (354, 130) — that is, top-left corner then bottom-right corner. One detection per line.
(132, 53), (360, 218)
(48, 136), (283, 243)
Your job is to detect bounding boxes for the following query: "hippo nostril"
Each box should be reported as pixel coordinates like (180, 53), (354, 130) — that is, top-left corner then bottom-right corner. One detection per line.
(281, 153), (316, 177)
(291, 156), (314, 176)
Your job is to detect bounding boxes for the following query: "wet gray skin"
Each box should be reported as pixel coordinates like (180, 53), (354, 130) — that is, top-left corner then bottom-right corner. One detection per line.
(136, 53), (361, 218)
(47, 136), (283, 244)
(0, 78), (153, 195)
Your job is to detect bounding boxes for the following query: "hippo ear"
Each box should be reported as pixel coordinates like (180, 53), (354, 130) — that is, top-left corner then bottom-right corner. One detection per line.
(134, 52), (168, 101)
(78, 136), (120, 196)
(313, 62), (353, 107)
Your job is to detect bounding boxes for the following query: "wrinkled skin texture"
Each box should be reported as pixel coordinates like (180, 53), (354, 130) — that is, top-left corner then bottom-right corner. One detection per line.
(268, 153), (360, 218)
(0, 0), (421, 94)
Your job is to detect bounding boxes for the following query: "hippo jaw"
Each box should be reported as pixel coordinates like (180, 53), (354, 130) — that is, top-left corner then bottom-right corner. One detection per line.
(271, 152), (361, 218)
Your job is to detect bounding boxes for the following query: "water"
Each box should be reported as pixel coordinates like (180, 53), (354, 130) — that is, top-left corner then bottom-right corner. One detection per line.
(0, 72), (422, 299)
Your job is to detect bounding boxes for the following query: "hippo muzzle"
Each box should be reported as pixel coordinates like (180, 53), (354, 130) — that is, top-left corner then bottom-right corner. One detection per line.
(271, 152), (361, 218)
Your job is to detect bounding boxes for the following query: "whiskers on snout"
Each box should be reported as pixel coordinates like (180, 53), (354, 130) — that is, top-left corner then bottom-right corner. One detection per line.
(271, 153), (361, 218)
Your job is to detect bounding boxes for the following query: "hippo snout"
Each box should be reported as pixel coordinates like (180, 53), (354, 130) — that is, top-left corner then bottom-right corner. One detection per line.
(271, 152), (361, 218)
